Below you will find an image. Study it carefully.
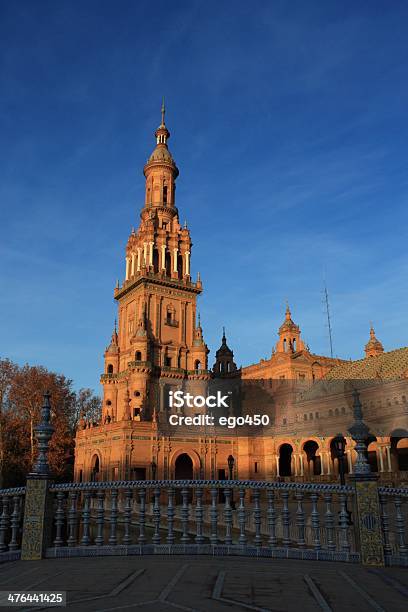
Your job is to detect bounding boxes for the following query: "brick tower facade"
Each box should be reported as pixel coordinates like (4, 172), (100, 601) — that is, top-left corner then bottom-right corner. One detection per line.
(102, 104), (210, 425)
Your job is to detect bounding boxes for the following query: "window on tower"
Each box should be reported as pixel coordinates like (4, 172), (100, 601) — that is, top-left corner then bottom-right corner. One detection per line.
(107, 364), (113, 374)
(163, 185), (168, 205)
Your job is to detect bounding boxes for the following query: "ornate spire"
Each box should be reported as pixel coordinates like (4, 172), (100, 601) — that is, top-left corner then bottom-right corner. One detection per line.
(144, 102), (179, 182)
(365, 324), (384, 358)
(161, 97), (166, 127)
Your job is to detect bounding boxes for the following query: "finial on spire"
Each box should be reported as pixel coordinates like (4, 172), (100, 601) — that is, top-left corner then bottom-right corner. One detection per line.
(198, 312), (201, 327)
(184, 219), (187, 229)
(114, 318), (117, 333)
(161, 97), (166, 126)
(222, 326), (226, 340)
(285, 301), (291, 320)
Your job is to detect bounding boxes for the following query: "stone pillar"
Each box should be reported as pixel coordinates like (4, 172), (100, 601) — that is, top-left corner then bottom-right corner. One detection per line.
(299, 453), (304, 476)
(143, 243), (147, 266)
(385, 445), (392, 472)
(320, 452), (325, 475)
(275, 455), (280, 477)
(131, 252), (135, 276)
(149, 242), (154, 266)
(161, 244), (166, 270)
(21, 393), (55, 561)
(326, 452), (332, 475)
(349, 389), (384, 567)
(125, 257), (129, 281)
(347, 449), (353, 474)
(137, 248), (141, 271)
(185, 251), (190, 276)
(173, 248), (178, 273)
(378, 446), (384, 473)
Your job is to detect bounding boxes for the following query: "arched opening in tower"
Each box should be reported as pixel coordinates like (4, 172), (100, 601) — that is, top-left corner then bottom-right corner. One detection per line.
(279, 443), (293, 477)
(153, 248), (159, 273)
(303, 440), (321, 476)
(91, 454), (100, 482)
(175, 453), (194, 480)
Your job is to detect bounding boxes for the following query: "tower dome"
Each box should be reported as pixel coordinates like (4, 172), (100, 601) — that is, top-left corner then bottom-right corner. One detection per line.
(365, 325), (384, 358)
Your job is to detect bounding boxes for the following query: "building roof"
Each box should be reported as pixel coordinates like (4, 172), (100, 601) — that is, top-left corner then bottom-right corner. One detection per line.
(324, 347), (408, 380)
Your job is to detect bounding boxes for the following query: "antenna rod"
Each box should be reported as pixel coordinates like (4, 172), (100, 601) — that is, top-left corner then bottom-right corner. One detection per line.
(324, 283), (334, 358)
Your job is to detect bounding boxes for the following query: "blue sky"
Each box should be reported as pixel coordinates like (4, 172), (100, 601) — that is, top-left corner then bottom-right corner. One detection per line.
(1, 1), (407, 393)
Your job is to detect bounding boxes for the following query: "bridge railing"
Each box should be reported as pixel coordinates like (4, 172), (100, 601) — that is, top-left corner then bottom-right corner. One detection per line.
(0, 487), (26, 561)
(46, 479), (358, 562)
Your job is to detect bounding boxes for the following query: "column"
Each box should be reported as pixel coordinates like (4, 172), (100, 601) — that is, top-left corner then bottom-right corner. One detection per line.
(137, 248), (141, 271)
(185, 251), (190, 276)
(385, 445), (392, 472)
(293, 454), (298, 477)
(143, 243), (147, 266)
(149, 242), (154, 266)
(326, 452), (332, 475)
(125, 257), (129, 281)
(131, 253), (135, 276)
(378, 446), (384, 472)
(173, 248), (178, 273)
(299, 453), (304, 476)
(161, 244), (166, 270)
(347, 449), (353, 474)
(320, 452), (325, 475)
(275, 455), (280, 477)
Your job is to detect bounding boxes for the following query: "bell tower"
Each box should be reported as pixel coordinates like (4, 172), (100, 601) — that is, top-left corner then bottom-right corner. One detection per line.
(101, 104), (209, 424)
(275, 303), (305, 354)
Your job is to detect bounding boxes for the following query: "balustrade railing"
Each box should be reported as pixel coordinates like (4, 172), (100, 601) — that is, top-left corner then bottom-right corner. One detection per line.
(45, 480), (359, 562)
(378, 485), (408, 565)
(0, 487), (26, 559)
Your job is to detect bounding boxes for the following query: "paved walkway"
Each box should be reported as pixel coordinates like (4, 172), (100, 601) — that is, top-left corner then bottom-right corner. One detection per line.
(1, 556), (407, 611)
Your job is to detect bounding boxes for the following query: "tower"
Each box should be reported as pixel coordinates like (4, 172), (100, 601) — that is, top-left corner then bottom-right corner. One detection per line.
(102, 104), (209, 423)
(365, 325), (384, 358)
(213, 328), (238, 376)
(275, 303), (305, 354)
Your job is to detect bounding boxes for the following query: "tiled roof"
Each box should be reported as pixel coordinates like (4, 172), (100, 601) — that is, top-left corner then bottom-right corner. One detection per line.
(324, 347), (408, 380)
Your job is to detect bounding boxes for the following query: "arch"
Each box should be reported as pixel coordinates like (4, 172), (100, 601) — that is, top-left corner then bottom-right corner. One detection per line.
(165, 251), (171, 276)
(90, 452), (101, 482)
(279, 443), (293, 477)
(194, 359), (201, 371)
(135, 351), (142, 361)
(283, 338), (287, 352)
(170, 448), (201, 478)
(177, 253), (183, 278)
(107, 364), (114, 374)
(303, 440), (321, 476)
(366, 436), (378, 472)
(153, 248), (159, 273)
(391, 436), (408, 471)
(329, 436), (349, 475)
(175, 453), (194, 480)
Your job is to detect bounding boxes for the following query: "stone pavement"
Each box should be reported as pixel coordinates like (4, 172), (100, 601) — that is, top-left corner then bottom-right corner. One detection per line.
(1, 556), (407, 611)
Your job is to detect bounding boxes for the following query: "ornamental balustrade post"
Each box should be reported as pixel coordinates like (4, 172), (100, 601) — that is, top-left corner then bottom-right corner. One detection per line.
(348, 389), (384, 567)
(21, 392), (55, 560)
